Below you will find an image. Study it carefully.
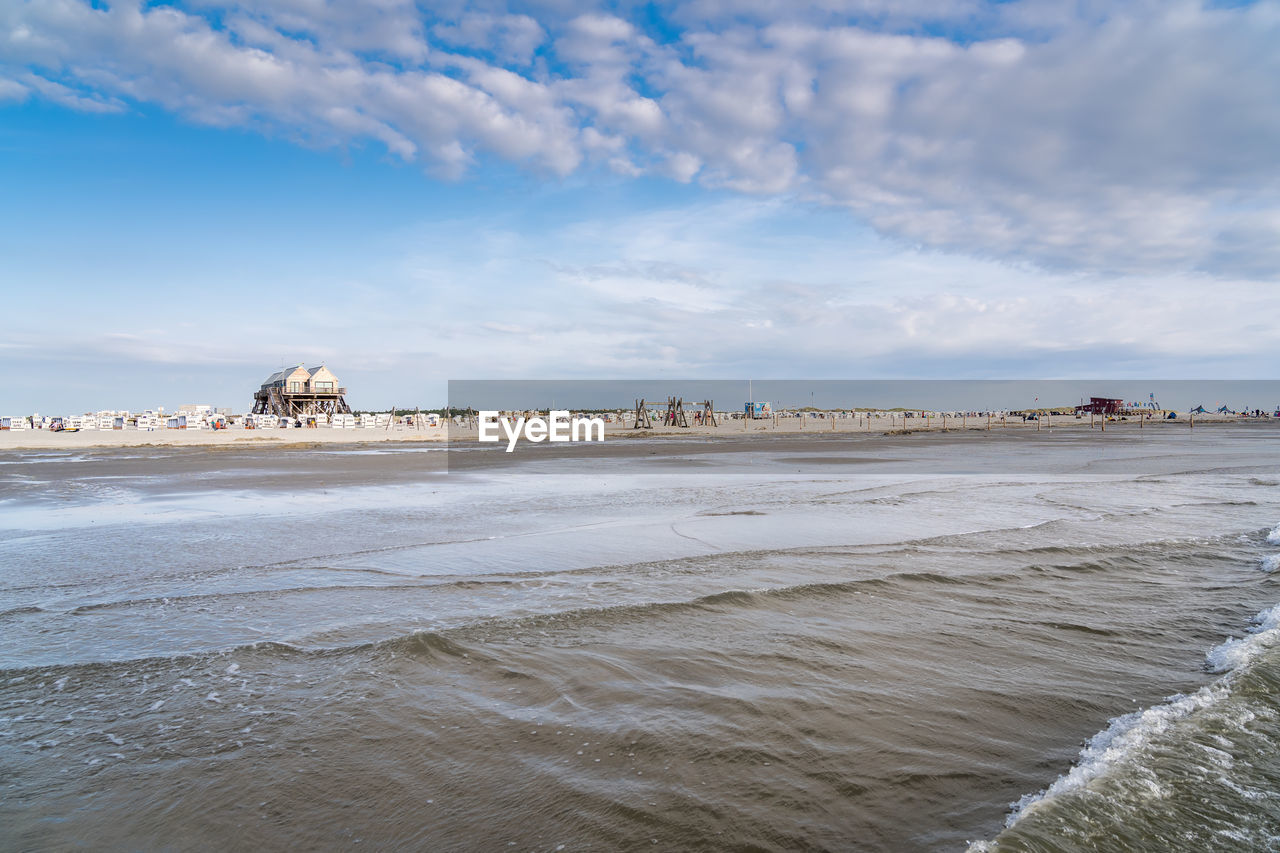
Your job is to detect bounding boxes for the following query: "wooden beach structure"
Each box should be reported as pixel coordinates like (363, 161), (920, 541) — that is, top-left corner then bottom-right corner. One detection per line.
(631, 397), (715, 428)
(632, 399), (653, 429)
(664, 396), (688, 427)
(251, 364), (352, 419)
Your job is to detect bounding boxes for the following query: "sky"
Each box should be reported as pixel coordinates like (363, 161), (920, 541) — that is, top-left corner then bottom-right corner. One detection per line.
(1, 0), (1278, 412)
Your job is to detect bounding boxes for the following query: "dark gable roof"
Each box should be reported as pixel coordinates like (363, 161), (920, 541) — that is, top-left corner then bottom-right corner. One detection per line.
(262, 365), (308, 386)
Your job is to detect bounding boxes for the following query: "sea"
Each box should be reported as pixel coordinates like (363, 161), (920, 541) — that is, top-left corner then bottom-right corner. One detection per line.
(1, 426), (1278, 851)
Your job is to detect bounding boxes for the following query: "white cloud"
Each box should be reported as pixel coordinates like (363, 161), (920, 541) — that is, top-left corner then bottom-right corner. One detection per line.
(0, 72), (26, 101)
(19, 72), (122, 112)
(432, 13), (544, 66)
(3, 195), (1277, 415)
(369, 200), (1278, 381)
(2, 1), (1279, 275)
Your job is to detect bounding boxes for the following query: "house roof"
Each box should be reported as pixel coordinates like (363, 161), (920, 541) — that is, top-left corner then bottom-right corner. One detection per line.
(262, 364), (309, 385)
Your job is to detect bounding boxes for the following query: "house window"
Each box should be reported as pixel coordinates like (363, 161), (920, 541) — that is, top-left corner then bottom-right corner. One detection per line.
(315, 381), (334, 391)
(289, 381), (301, 392)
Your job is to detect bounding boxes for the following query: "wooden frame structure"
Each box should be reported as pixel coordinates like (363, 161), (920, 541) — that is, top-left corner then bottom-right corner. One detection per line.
(664, 396), (688, 427)
(633, 396), (715, 428)
(633, 399), (653, 429)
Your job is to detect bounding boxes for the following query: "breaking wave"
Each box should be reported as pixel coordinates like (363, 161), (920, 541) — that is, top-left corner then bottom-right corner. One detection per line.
(971, 602), (1280, 852)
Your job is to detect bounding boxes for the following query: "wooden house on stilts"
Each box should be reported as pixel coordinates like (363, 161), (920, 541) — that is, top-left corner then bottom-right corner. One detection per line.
(252, 364), (353, 418)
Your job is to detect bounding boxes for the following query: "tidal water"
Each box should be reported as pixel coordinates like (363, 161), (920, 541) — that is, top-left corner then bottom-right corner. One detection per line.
(2, 427), (1278, 851)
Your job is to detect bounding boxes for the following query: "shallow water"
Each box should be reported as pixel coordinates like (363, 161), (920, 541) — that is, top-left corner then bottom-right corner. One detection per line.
(2, 427), (1278, 850)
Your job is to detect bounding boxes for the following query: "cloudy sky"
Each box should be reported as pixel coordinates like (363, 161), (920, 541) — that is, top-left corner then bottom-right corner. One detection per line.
(2, 0), (1278, 411)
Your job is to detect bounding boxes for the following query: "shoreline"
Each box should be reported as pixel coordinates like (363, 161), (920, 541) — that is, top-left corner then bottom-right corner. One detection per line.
(0, 413), (1271, 452)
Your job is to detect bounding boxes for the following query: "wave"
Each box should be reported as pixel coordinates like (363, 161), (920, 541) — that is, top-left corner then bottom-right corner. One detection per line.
(374, 629), (478, 661)
(0, 604), (45, 619)
(0, 563), (1032, 677)
(1261, 554), (1280, 573)
(1009, 619), (1122, 638)
(992, 690), (1226, 834)
(63, 581), (443, 615)
(8, 524), (1262, 674)
(43, 517), (1245, 610)
(0, 639), (309, 680)
(1268, 524), (1280, 545)
(971, 602), (1280, 851)
(1205, 603), (1280, 673)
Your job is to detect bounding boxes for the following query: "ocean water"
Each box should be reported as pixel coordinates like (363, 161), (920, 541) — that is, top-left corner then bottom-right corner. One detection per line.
(1, 427), (1278, 851)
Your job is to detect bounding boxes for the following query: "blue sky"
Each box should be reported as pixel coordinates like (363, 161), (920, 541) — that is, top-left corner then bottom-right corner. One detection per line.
(2, 0), (1278, 413)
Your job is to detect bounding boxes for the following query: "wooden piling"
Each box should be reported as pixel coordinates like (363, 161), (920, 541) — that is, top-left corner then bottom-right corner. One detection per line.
(632, 399), (653, 429)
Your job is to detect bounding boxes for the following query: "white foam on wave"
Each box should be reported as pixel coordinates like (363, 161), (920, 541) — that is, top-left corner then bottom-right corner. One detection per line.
(1261, 554), (1280, 573)
(975, 599), (1280, 846)
(1268, 524), (1280, 545)
(995, 685), (1222, 833)
(1206, 603), (1280, 673)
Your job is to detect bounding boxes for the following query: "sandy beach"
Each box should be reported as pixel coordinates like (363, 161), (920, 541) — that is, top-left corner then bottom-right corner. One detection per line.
(0, 425), (448, 450)
(0, 411), (1263, 451)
